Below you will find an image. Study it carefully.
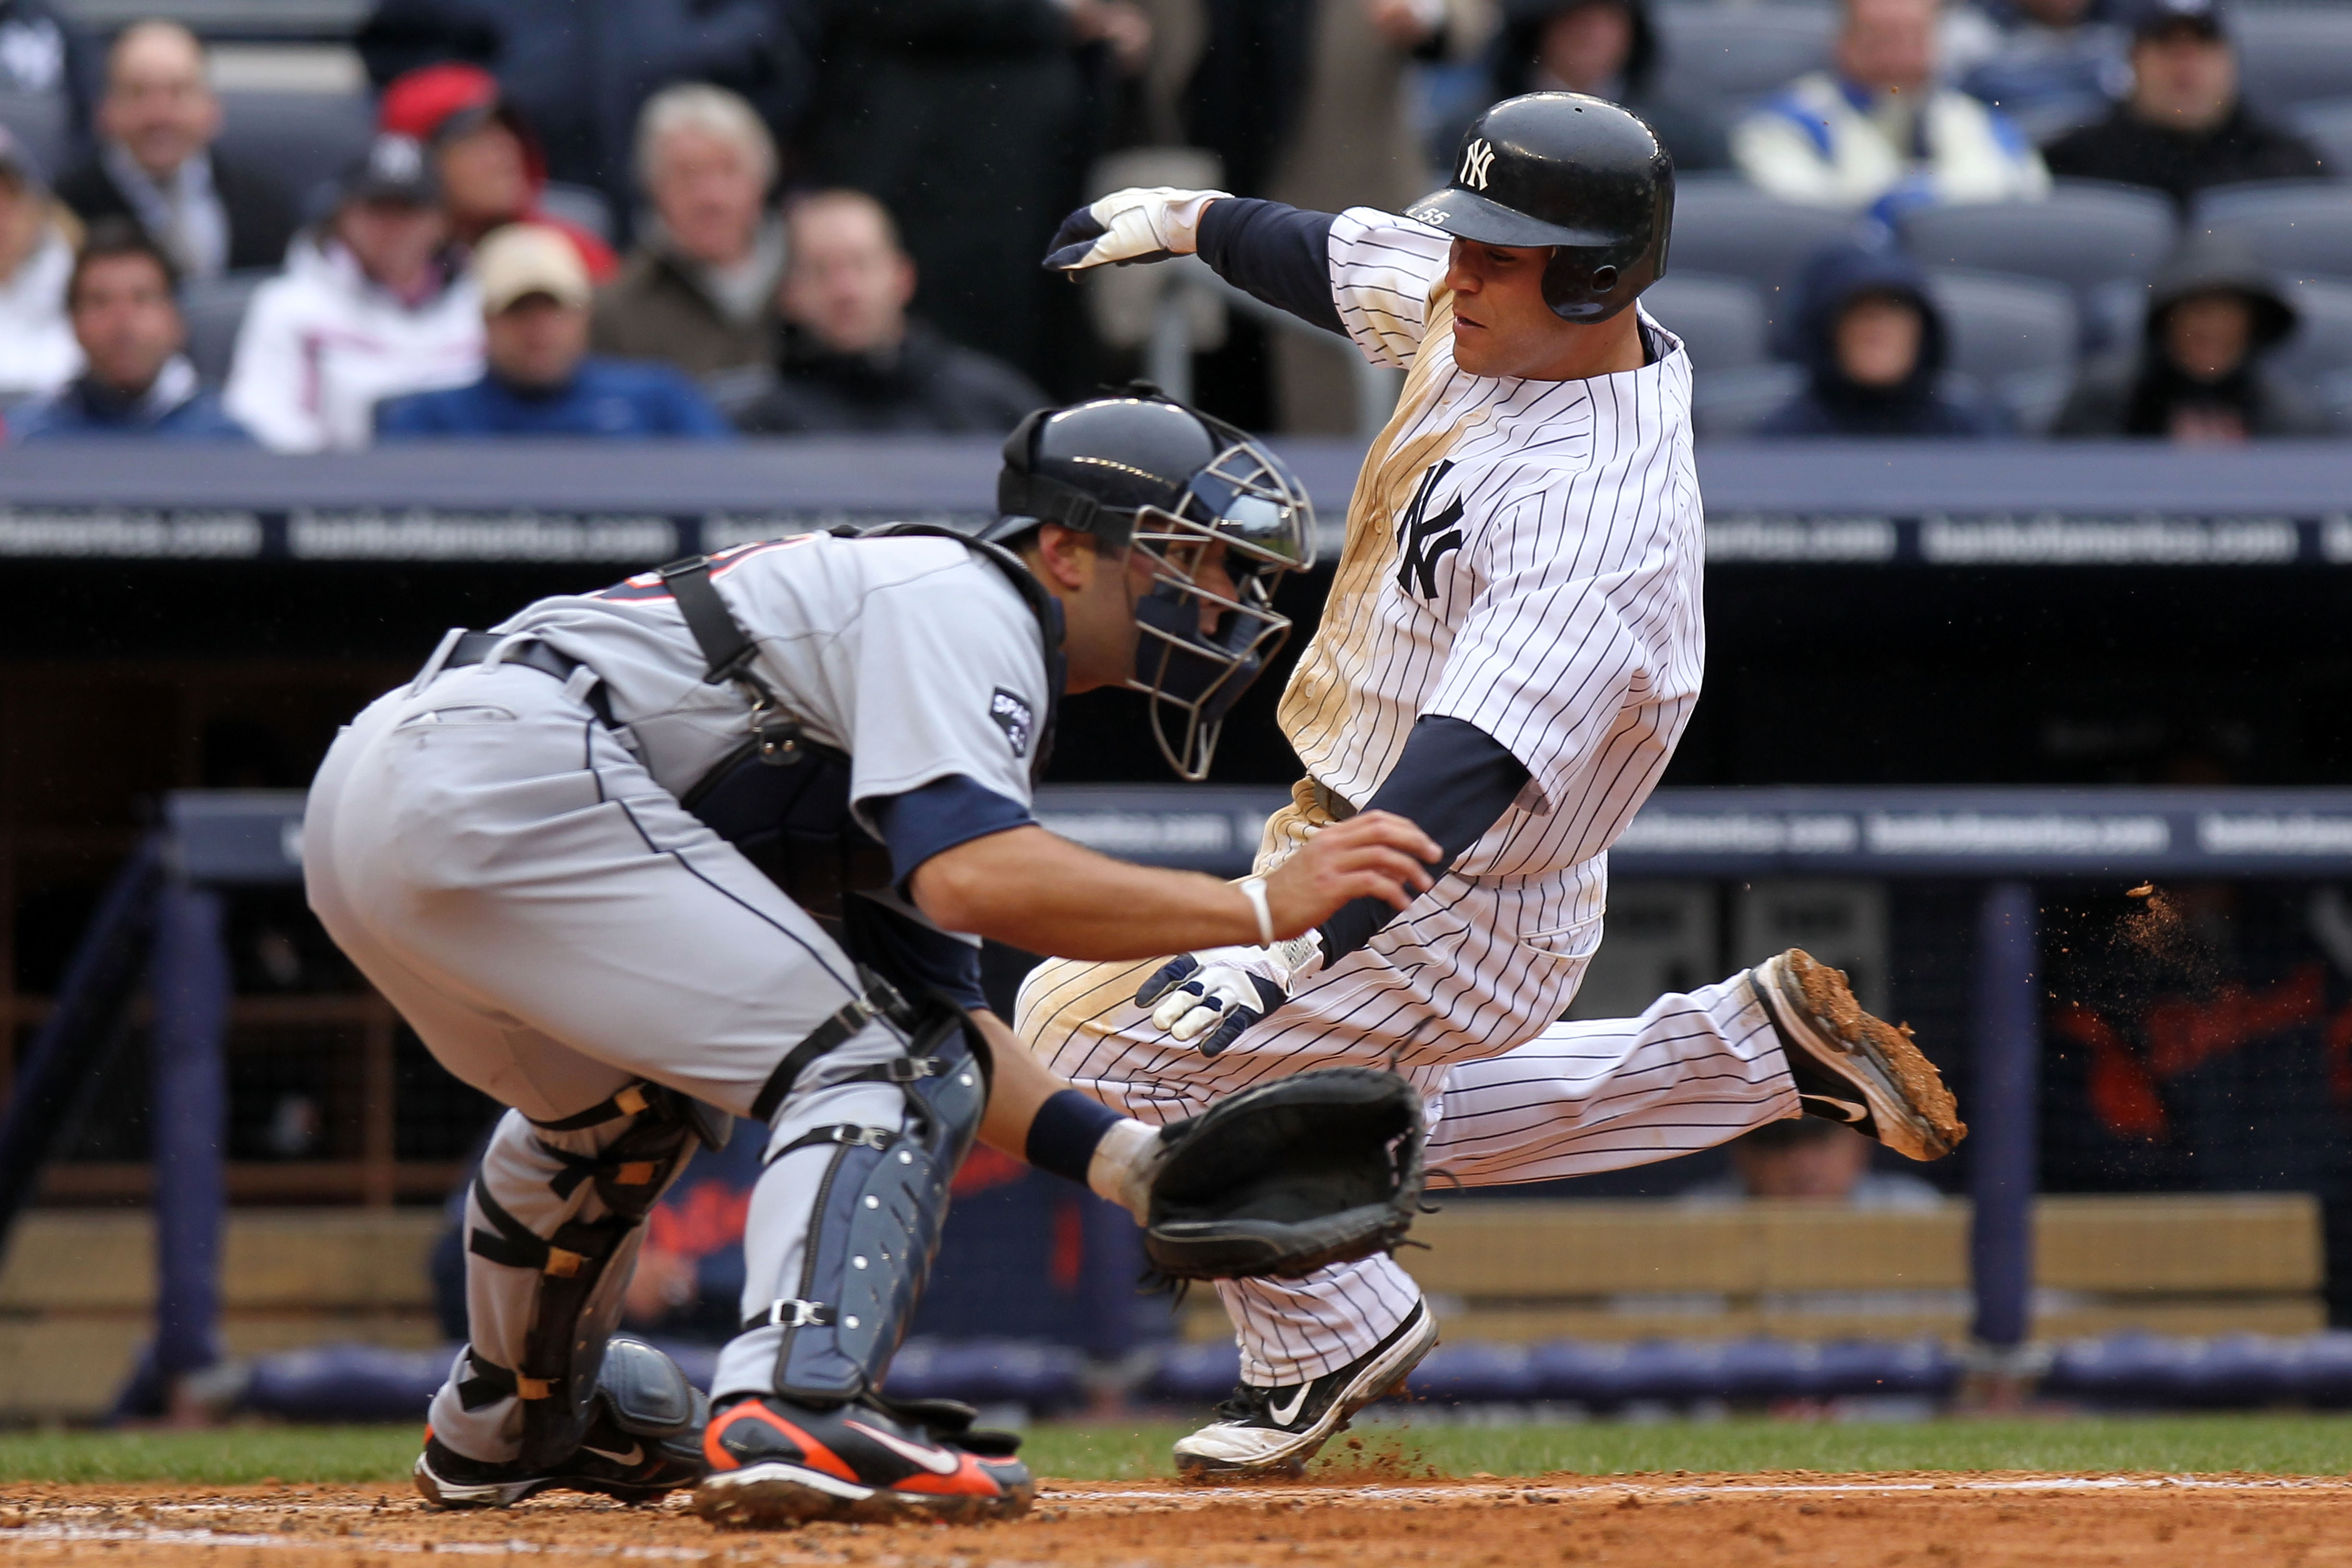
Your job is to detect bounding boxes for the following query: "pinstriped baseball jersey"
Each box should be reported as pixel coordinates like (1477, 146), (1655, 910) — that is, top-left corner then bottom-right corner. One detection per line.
(1018, 206), (1710, 1095)
(1267, 206), (1703, 920)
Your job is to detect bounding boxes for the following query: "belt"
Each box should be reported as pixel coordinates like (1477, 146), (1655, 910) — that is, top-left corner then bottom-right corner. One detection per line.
(438, 631), (614, 726)
(1310, 779), (1358, 822)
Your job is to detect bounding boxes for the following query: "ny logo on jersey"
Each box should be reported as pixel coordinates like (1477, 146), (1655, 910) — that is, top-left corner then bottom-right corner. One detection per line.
(1459, 138), (1496, 191)
(1396, 460), (1465, 602)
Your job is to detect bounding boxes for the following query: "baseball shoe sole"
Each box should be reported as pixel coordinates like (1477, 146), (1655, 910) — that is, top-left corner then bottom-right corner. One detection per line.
(1752, 948), (1965, 1161)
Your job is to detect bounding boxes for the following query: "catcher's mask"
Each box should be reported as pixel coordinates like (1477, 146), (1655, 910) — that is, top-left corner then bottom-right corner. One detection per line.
(992, 390), (1317, 781)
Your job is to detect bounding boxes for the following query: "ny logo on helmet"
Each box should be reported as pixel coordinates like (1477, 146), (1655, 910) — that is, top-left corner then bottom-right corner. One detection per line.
(1459, 138), (1495, 191)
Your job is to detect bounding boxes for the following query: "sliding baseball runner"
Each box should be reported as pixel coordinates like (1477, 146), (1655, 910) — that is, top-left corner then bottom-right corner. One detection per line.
(1023, 92), (1965, 1476)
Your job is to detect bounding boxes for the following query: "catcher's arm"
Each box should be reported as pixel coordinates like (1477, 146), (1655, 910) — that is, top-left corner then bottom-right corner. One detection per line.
(908, 810), (1438, 961)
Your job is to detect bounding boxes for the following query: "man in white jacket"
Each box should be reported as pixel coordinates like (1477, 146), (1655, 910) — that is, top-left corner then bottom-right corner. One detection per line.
(1733, 0), (2048, 219)
(225, 134), (482, 452)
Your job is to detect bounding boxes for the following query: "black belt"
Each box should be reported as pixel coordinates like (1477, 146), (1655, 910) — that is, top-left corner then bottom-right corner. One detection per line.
(1310, 779), (1358, 822)
(439, 631), (614, 726)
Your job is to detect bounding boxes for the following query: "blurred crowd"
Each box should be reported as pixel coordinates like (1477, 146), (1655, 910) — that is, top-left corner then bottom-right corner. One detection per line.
(0, 0), (2345, 445)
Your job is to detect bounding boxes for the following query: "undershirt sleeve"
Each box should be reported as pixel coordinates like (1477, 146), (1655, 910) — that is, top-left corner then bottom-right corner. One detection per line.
(869, 774), (1036, 894)
(1195, 197), (1344, 336)
(1315, 716), (1531, 966)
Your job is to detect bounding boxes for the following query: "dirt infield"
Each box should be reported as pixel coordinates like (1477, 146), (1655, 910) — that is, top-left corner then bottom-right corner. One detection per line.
(5, 1474), (2352, 1568)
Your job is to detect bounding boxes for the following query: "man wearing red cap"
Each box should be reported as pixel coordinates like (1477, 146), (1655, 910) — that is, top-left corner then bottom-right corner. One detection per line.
(378, 62), (616, 282)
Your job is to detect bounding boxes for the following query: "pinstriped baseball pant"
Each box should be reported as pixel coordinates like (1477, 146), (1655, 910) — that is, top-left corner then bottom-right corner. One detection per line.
(1015, 956), (1799, 1387)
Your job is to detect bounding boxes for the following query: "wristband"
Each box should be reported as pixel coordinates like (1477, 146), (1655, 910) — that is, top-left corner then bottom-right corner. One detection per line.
(1238, 876), (1275, 947)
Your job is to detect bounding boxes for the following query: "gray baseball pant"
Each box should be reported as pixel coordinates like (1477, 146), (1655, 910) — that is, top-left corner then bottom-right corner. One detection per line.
(304, 659), (912, 1461)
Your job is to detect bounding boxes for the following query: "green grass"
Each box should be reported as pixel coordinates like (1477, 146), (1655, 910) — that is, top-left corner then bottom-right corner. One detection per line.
(4, 1416), (2352, 1486)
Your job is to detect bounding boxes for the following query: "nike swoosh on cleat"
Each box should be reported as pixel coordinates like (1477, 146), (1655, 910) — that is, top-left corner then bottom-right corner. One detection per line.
(1264, 1385), (1311, 1427)
(843, 1421), (962, 1475)
(580, 1443), (644, 1467)
(1801, 1094), (1869, 1124)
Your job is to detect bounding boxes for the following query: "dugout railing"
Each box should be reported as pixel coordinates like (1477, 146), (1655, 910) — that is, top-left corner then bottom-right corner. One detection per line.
(6, 784), (2352, 1411)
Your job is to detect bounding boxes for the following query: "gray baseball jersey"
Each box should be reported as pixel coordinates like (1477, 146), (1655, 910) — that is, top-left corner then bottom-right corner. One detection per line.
(494, 532), (1053, 831)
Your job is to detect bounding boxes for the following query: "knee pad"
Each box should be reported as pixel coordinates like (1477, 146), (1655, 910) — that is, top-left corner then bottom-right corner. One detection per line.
(752, 1010), (987, 1404)
(460, 1084), (708, 1469)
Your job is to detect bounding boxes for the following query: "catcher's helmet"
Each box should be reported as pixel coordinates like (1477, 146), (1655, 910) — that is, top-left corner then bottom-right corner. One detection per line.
(1404, 92), (1673, 324)
(992, 391), (1316, 782)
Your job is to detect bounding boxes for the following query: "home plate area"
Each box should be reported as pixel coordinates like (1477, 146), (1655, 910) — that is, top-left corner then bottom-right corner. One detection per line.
(5, 1475), (2352, 1568)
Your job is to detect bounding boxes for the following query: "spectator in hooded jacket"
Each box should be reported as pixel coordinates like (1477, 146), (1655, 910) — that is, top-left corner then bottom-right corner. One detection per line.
(731, 190), (1044, 435)
(1487, 0), (1726, 172)
(377, 61), (616, 282)
(2053, 230), (2331, 440)
(589, 85), (782, 381)
(9, 219), (247, 440)
(1758, 235), (2008, 437)
(375, 222), (732, 439)
(2043, 0), (2326, 208)
(54, 21), (295, 281)
(1959, 0), (2132, 142)
(1733, 0), (2049, 220)
(0, 125), (82, 401)
(223, 135), (482, 453)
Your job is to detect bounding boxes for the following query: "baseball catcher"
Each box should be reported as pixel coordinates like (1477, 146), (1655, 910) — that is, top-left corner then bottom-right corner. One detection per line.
(304, 391), (1436, 1527)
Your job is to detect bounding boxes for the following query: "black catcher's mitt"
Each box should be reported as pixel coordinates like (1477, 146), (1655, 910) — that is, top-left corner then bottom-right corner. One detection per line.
(1143, 1066), (1426, 1280)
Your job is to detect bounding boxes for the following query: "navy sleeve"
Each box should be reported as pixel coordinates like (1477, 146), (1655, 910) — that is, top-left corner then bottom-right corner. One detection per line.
(868, 773), (1037, 892)
(1316, 716), (1531, 966)
(1195, 197), (1345, 337)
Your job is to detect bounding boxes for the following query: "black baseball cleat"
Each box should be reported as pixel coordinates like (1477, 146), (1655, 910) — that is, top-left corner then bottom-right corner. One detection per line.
(693, 1393), (1034, 1527)
(1751, 948), (1966, 1161)
(1172, 1300), (1437, 1479)
(413, 1337), (709, 1508)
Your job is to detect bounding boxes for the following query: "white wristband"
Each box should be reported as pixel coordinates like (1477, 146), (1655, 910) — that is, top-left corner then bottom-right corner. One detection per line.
(1237, 876), (1275, 947)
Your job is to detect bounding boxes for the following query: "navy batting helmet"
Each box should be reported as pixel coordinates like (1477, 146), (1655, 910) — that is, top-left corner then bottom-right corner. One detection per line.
(1405, 92), (1673, 324)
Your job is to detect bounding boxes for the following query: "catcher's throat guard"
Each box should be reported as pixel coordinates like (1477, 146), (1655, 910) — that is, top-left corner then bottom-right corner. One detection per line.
(1144, 1067), (1427, 1281)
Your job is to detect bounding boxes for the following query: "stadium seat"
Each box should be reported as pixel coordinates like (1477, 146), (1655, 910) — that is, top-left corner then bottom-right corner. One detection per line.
(1401, 1342), (1540, 1404)
(882, 1338), (1089, 1415)
(2233, 6), (2352, 114)
(1923, 268), (2081, 431)
(0, 89), (67, 180)
(181, 269), (270, 387)
(2191, 180), (2352, 283)
(216, 91), (375, 226)
(2289, 96), (2352, 179)
(539, 181), (618, 245)
(1898, 181), (2179, 298)
(1142, 1339), (1244, 1405)
(1690, 362), (1805, 437)
(2276, 276), (2352, 383)
(1667, 184), (1863, 335)
(1653, 3), (1835, 110)
(1642, 271), (1769, 370)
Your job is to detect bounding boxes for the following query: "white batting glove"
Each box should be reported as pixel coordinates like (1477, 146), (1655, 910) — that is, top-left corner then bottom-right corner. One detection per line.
(1041, 186), (1232, 272)
(1133, 935), (1322, 1057)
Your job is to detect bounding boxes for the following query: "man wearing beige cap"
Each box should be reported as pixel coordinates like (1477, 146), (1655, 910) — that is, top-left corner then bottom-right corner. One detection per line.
(376, 221), (734, 439)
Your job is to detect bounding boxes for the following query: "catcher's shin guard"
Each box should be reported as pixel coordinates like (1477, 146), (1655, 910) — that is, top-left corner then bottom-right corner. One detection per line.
(460, 1086), (710, 1469)
(757, 1010), (988, 1402)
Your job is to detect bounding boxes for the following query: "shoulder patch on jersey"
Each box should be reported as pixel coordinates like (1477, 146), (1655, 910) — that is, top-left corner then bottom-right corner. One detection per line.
(1397, 460), (1466, 602)
(988, 687), (1035, 758)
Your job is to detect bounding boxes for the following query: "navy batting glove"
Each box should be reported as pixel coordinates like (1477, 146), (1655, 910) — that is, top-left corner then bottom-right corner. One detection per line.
(1138, 951), (1289, 1057)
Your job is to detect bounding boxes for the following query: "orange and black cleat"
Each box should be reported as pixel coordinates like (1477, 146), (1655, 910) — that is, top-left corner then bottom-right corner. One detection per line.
(694, 1393), (1034, 1527)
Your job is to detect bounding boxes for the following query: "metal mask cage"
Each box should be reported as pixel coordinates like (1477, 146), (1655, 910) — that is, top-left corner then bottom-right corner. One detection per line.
(1113, 427), (1318, 779)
